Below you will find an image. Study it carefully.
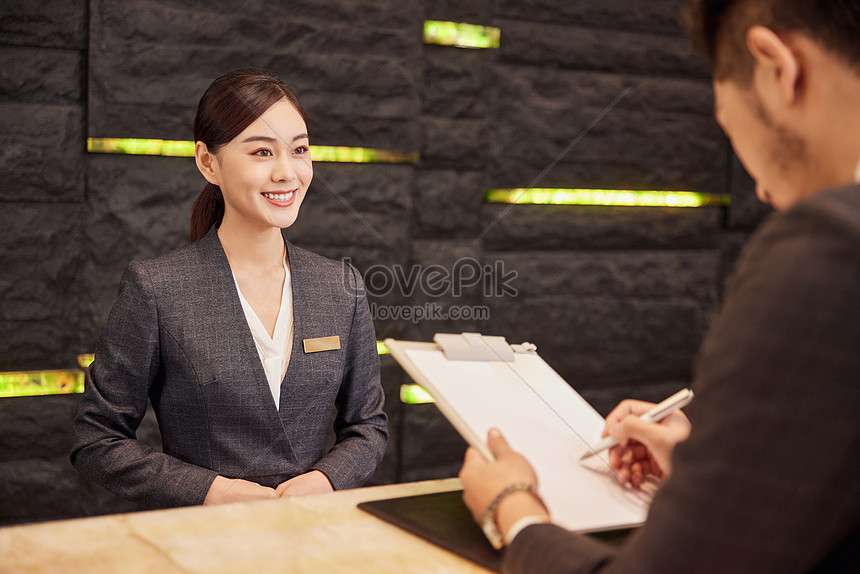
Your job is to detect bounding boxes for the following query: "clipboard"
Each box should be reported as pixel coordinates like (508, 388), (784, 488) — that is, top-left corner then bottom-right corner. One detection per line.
(384, 333), (653, 536)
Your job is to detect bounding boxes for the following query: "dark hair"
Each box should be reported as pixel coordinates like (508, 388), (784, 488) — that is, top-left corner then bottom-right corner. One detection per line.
(685, 0), (860, 83)
(189, 69), (309, 243)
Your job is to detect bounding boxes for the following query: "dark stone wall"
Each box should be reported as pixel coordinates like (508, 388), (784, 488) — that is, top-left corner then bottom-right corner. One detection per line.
(0, 0), (770, 525)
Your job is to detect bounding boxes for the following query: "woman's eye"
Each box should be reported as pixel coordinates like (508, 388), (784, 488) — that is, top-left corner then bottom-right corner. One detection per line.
(253, 149), (272, 157)
(293, 146), (309, 155)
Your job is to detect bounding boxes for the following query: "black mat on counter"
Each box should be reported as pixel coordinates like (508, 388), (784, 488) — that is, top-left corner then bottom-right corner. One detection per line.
(358, 489), (502, 572)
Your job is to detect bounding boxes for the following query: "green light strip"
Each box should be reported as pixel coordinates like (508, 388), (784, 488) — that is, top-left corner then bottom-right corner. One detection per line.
(485, 188), (731, 208)
(86, 138), (419, 164)
(0, 370), (85, 398)
(424, 20), (501, 49)
(400, 384), (435, 405)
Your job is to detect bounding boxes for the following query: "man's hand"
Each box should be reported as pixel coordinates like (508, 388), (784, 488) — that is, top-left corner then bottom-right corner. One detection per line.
(603, 399), (692, 487)
(276, 470), (334, 498)
(203, 475), (278, 505)
(459, 428), (549, 542)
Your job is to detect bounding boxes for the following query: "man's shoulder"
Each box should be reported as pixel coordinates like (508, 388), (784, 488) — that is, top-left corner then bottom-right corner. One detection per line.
(779, 184), (860, 239)
(749, 184), (860, 255)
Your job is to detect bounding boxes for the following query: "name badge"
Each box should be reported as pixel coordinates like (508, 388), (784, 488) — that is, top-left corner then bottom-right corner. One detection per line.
(303, 336), (341, 353)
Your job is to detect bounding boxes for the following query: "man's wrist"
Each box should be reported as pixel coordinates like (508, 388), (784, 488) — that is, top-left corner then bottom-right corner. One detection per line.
(480, 484), (549, 549)
(504, 515), (550, 546)
(495, 490), (550, 545)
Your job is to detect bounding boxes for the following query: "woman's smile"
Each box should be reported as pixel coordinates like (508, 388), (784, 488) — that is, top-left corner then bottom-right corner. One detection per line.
(262, 190), (297, 207)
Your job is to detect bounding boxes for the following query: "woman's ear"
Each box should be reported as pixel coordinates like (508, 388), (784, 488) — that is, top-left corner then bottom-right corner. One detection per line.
(746, 25), (800, 107)
(195, 141), (220, 186)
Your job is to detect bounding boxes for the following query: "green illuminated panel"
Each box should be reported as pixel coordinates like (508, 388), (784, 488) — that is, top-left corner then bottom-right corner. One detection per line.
(424, 20), (501, 49)
(376, 341), (390, 355)
(87, 137), (195, 157)
(310, 145), (419, 164)
(485, 188), (731, 208)
(86, 138), (419, 164)
(77, 353), (95, 368)
(0, 370), (85, 398)
(400, 384), (435, 405)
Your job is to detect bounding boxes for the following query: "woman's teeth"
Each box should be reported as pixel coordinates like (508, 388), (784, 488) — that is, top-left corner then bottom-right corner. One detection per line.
(263, 191), (294, 201)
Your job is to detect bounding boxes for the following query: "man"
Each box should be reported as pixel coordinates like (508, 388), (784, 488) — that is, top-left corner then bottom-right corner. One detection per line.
(459, 1), (860, 572)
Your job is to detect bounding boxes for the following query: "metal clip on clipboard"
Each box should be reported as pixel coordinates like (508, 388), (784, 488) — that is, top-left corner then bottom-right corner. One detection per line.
(433, 332), (537, 362)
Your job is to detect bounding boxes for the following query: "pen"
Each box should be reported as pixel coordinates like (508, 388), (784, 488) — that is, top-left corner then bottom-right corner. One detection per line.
(579, 388), (694, 461)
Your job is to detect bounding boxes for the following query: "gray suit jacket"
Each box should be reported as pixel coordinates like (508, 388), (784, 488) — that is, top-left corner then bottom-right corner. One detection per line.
(505, 185), (860, 573)
(71, 228), (388, 509)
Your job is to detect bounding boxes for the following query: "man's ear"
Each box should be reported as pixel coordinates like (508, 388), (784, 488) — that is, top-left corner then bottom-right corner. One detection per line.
(746, 25), (800, 106)
(195, 141), (220, 186)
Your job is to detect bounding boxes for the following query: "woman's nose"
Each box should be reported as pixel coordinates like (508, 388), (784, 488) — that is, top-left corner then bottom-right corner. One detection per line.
(273, 154), (296, 182)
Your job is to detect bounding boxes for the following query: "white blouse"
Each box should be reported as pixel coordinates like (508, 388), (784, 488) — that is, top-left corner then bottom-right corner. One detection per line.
(231, 255), (294, 410)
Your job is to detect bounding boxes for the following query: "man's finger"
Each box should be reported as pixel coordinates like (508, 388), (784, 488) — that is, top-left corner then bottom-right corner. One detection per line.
(487, 427), (513, 457)
(614, 416), (667, 455)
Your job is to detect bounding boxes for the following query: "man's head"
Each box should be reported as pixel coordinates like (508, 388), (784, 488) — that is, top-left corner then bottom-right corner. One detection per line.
(685, 1), (860, 210)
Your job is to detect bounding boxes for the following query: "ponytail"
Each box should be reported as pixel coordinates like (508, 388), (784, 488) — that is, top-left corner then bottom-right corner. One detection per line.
(189, 183), (224, 243)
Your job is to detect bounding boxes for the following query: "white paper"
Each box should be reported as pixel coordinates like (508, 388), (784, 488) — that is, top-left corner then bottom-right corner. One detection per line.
(402, 348), (650, 533)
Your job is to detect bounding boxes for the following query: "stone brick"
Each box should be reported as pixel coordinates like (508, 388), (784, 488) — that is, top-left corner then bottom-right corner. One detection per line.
(79, 154), (202, 348)
(423, 46), (488, 119)
(495, 250), (720, 302)
(728, 153), (773, 230)
(498, 19), (706, 78)
(404, 241), (488, 340)
(414, 169), (484, 238)
(495, 0), (687, 37)
(87, 2), (423, 146)
(143, 0), (419, 30)
(421, 116), (487, 168)
(0, 395), (79, 461)
(0, 0), (86, 49)
(579, 379), (691, 418)
(93, 1), (420, 59)
(420, 0), (493, 22)
(400, 403), (467, 475)
(282, 163), (412, 250)
(0, 457), (81, 525)
(0, 47), (82, 104)
(487, 69), (727, 193)
(0, 103), (84, 202)
(485, 296), (708, 387)
(480, 205), (723, 251)
(0, 204), (80, 370)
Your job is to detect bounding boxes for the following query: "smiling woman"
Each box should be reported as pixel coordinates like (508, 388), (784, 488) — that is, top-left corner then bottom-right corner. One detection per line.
(70, 69), (388, 509)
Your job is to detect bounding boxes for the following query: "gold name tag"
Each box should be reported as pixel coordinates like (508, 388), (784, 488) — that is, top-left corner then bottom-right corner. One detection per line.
(303, 336), (341, 353)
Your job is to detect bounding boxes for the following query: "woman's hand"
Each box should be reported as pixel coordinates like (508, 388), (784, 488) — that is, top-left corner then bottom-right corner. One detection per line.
(459, 428), (549, 542)
(276, 470), (334, 498)
(603, 399), (692, 487)
(203, 475), (278, 505)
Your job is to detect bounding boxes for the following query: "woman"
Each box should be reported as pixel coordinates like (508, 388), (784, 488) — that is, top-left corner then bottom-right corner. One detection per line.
(71, 69), (388, 509)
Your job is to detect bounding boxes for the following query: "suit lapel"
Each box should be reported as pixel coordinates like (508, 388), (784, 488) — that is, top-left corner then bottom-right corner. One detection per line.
(280, 238), (310, 422)
(197, 228), (284, 422)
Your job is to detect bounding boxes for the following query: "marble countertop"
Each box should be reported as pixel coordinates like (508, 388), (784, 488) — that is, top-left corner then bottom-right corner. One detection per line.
(0, 478), (494, 574)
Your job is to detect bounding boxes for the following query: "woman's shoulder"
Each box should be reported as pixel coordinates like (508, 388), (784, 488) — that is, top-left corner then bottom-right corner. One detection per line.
(286, 242), (366, 300)
(127, 232), (223, 286)
(287, 242), (356, 276)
